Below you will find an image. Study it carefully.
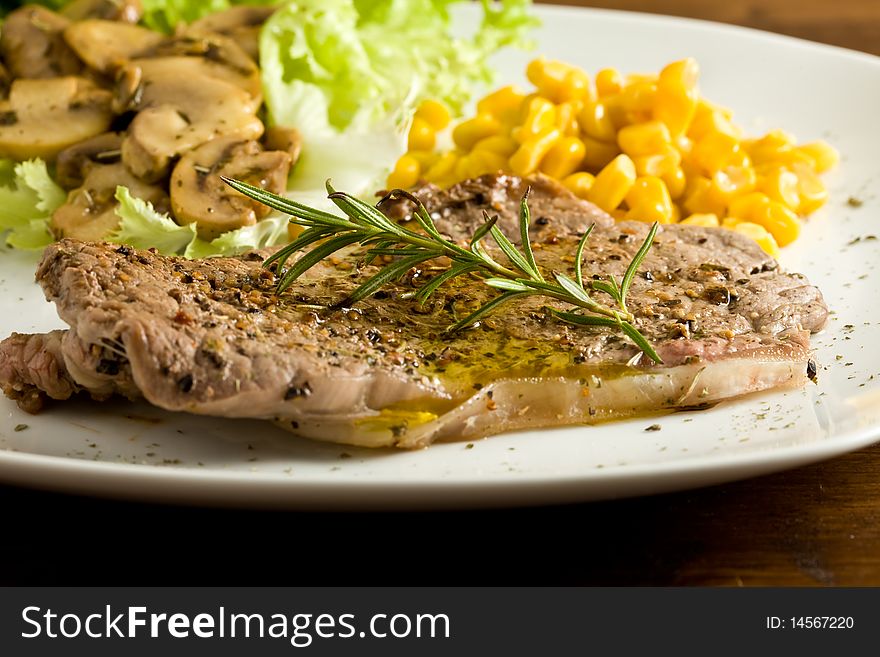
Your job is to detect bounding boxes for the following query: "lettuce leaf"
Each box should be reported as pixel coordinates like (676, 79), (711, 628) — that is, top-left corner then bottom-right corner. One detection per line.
(184, 213), (290, 258)
(109, 186), (197, 255)
(261, 0), (536, 198)
(24, 1), (277, 33)
(138, 0), (277, 33)
(0, 159), (66, 250)
(110, 186), (290, 258)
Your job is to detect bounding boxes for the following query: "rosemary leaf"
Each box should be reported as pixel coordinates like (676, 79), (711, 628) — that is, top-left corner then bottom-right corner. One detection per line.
(490, 223), (537, 278)
(223, 177), (661, 362)
(471, 214), (498, 248)
(485, 278), (531, 292)
(413, 262), (481, 304)
(590, 279), (619, 301)
(263, 226), (334, 271)
(448, 291), (530, 332)
(338, 253), (435, 307)
(554, 272), (593, 304)
(221, 177), (349, 227)
(275, 233), (363, 292)
(619, 320), (663, 364)
(574, 223), (594, 290)
(620, 222), (659, 310)
(518, 188), (544, 282)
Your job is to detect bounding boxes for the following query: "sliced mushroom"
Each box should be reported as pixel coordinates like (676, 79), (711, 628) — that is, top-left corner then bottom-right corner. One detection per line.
(60, 0), (143, 23)
(119, 59), (263, 181)
(170, 136), (291, 240)
(187, 5), (277, 61)
(64, 20), (164, 74)
(133, 30), (262, 100)
(0, 77), (114, 161)
(262, 125), (302, 168)
(55, 132), (124, 189)
(0, 62), (10, 100)
(52, 162), (170, 241)
(0, 5), (83, 79)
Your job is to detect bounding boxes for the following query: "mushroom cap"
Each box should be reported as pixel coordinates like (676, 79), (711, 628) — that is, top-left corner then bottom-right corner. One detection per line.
(52, 161), (170, 241)
(118, 56), (264, 182)
(262, 125), (302, 168)
(170, 136), (291, 240)
(0, 5), (83, 79)
(64, 20), (164, 74)
(55, 131), (124, 189)
(60, 0), (143, 23)
(131, 30), (262, 101)
(0, 77), (114, 161)
(120, 67), (265, 182)
(187, 6), (277, 61)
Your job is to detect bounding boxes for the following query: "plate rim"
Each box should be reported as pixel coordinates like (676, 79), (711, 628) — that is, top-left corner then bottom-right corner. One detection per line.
(2, 4), (879, 508)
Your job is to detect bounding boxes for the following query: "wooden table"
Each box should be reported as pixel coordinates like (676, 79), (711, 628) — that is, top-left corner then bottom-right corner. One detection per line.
(1, 1), (879, 586)
(547, 0), (880, 56)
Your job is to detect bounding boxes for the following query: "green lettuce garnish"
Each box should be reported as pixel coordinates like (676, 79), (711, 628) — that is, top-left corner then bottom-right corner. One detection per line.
(0, 159), (66, 250)
(138, 0), (277, 33)
(261, 0), (537, 200)
(109, 186), (197, 255)
(110, 186), (289, 257)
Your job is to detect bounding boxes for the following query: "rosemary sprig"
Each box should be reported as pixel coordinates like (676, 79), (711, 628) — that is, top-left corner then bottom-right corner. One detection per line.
(222, 177), (662, 363)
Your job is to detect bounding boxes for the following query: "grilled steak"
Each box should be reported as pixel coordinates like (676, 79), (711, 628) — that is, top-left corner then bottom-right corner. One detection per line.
(0, 174), (827, 448)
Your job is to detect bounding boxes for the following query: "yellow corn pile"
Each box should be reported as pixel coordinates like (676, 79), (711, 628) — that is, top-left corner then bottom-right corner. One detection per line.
(387, 58), (839, 257)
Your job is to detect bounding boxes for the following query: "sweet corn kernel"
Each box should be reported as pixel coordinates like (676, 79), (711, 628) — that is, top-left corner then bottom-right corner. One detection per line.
(472, 135), (518, 157)
(402, 57), (833, 252)
(408, 117), (435, 151)
(662, 166), (687, 200)
(711, 165), (757, 202)
(749, 201), (800, 246)
(581, 136), (621, 171)
(680, 213), (720, 227)
(618, 120), (672, 157)
(625, 176), (674, 223)
(414, 100), (451, 131)
(540, 136), (587, 179)
(452, 114), (501, 150)
(577, 101), (616, 143)
(791, 162), (829, 214)
(509, 128), (561, 177)
(728, 192), (771, 222)
(527, 58), (591, 103)
(757, 166), (800, 211)
(562, 172), (595, 199)
(555, 101), (582, 135)
(387, 154), (421, 189)
(733, 221), (781, 258)
(468, 150), (508, 177)
(682, 176), (726, 216)
(745, 130), (797, 166)
(633, 145), (681, 178)
(477, 85), (527, 124)
(595, 68), (623, 97)
(587, 154), (637, 213)
(654, 58), (699, 137)
(619, 80), (657, 123)
(514, 96), (557, 142)
(690, 131), (741, 174)
(602, 94), (629, 130)
(797, 141), (839, 173)
(423, 151), (458, 182)
(287, 222), (304, 241)
(688, 100), (738, 141)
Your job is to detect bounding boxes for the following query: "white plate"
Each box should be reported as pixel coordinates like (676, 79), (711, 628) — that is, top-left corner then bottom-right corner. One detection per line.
(2, 5), (879, 509)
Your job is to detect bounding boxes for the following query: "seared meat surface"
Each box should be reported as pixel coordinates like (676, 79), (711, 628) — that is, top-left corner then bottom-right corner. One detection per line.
(0, 175), (827, 447)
